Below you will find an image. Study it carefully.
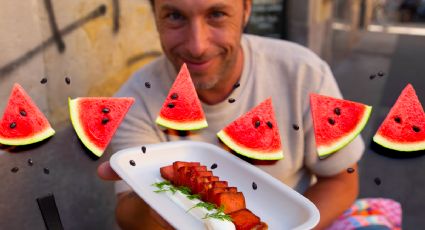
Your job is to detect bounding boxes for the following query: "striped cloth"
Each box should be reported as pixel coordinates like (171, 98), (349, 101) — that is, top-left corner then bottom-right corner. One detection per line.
(326, 198), (402, 230)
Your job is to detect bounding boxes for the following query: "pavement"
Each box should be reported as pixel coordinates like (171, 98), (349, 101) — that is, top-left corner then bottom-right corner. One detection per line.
(331, 29), (425, 229)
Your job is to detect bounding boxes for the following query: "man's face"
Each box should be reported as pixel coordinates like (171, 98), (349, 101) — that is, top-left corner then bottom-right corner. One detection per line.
(153, 0), (251, 90)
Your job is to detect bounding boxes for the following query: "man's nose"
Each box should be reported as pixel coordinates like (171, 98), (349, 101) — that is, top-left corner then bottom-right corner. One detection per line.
(186, 19), (209, 58)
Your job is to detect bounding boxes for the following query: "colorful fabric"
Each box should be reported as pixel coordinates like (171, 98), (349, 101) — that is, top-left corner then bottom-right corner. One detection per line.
(326, 198), (402, 230)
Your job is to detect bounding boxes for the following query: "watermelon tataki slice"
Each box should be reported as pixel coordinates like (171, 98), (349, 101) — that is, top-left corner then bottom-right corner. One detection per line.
(0, 83), (55, 145)
(217, 98), (283, 160)
(310, 94), (372, 158)
(156, 63), (208, 130)
(373, 84), (425, 151)
(69, 97), (134, 157)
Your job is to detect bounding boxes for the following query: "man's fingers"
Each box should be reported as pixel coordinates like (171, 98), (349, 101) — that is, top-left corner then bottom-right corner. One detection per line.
(97, 161), (121, 180)
(150, 208), (174, 230)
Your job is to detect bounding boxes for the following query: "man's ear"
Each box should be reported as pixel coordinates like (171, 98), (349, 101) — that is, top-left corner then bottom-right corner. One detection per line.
(243, 0), (252, 27)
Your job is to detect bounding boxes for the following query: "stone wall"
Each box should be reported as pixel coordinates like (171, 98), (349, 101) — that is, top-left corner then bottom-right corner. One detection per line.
(0, 0), (161, 127)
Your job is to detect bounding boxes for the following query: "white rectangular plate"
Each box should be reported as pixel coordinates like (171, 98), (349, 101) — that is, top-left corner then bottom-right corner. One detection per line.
(110, 141), (319, 230)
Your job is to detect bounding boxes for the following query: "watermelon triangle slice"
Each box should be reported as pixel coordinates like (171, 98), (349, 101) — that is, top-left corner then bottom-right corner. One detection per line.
(156, 63), (208, 130)
(0, 83), (55, 145)
(69, 97), (134, 157)
(217, 98), (283, 160)
(373, 84), (425, 151)
(310, 94), (372, 158)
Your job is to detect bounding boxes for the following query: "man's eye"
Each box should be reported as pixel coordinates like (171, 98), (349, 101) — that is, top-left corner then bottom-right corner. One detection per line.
(209, 11), (225, 19)
(168, 12), (183, 21)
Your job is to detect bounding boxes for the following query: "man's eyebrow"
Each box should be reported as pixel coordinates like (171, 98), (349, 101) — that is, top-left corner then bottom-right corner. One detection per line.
(209, 3), (233, 11)
(158, 3), (180, 12)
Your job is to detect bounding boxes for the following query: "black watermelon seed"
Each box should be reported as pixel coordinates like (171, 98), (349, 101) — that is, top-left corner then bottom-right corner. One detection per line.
(328, 118), (335, 125)
(102, 118), (109, 124)
(40, 78), (48, 84)
(233, 82), (240, 89)
(28, 159), (34, 166)
(167, 103), (175, 108)
(211, 163), (217, 169)
(228, 98), (236, 103)
(10, 122), (16, 129)
(102, 108), (110, 113)
(252, 182), (257, 190)
(20, 110), (27, 116)
(141, 146), (146, 153)
(171, 93), (178, 100)
(413, 126), (421, 132)
(65, 77), (71, 85)
(377, 71), (385, 77)
(11, 167), (19, 173)
(374, 177), (381, 186)
(266, 121), (273, 128)
(254, 120), (261, 128)
(394, 116), (401, 123)
(369, 74), (376, 80)
(43, 168), (50, 174)
(334, 107), (341, 115)
(347, 168), (355, 173)
(145, 82), (151, 88)
(129, 160), (136, 166)
(293, 124), (300, 130)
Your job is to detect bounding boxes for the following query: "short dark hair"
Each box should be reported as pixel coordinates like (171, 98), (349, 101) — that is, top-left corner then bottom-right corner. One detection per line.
(149, 0), (247, 8)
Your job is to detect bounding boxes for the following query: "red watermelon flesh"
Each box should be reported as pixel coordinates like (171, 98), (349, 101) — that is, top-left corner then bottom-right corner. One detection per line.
(69, 97), (134, 157)
(0, 83), (55, 145)
(217, 98), (283, 160)
(373, 84), (425, 151)
(156, 63), (207, 130)
(310, 94), (372, 157)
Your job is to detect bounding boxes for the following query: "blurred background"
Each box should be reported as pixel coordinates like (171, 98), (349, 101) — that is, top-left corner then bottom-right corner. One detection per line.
(0, 0), (424, 229)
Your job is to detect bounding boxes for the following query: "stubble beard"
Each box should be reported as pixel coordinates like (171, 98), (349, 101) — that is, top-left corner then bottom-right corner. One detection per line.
(192, 73), (222, 90)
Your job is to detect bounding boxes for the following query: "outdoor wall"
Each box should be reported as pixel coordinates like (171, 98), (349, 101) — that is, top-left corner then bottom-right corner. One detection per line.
(0, 1), (161, 229)
(285, 0), (335, 62)
(0, 0), (161, 127)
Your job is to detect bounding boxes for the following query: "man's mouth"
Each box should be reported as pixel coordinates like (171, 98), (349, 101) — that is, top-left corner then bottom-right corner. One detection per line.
(181, 58), (213, 73)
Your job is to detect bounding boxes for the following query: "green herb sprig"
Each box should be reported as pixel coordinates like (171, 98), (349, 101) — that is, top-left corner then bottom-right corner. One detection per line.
(152, 181), (232, 222)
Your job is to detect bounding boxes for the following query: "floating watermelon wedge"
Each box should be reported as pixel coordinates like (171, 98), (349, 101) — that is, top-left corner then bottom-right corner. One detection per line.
(373, 84), (425, 151)
(69, 97), (134, 157)
(0, 83), (55, 145)
(217, 98), (283, 160)
(156, 63), (207, 130)
(310, 94), (372, 158)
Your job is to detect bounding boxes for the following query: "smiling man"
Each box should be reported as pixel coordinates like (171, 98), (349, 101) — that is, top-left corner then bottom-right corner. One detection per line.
(97, 0), (365, 229)
(154, 0), (248, 104)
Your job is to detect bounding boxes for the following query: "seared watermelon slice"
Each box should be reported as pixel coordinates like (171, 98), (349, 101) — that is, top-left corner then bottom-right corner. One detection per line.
(217, 98), (283, 160)
(373, 84), (425, 151)
(156, 63), (207, 130)
(69, 97), (134, 157)
(0, 83), (55, 145)
(310, 94), (372, 158)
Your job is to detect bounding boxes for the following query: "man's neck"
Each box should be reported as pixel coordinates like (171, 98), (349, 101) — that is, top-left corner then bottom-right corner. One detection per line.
(197, 49), (244, 105)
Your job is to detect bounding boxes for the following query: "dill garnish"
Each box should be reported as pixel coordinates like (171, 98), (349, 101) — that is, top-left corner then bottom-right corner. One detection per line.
(203, 211), (233, 222)
(187, 201), (216, 212)
(152, 181), (232, 222)
(188, 202), (232, 221)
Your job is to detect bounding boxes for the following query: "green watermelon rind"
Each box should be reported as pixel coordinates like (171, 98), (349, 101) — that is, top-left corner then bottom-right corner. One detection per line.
(373, 134), (425, 152)
(217, 130), (284, 160)
(0, 128), (55, 146)
(69, 98), (104, 157)
(156, 115), (208, 131)
(317, 105), (372, 158)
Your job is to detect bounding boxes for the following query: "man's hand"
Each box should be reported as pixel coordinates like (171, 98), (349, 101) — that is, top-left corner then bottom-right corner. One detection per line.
(304, 164), (359, 230)
(97, 161), (121, 181)
(97, 161), (173, 229)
